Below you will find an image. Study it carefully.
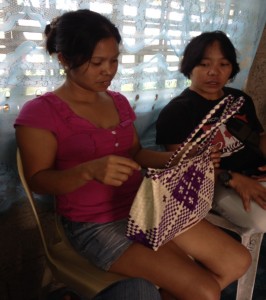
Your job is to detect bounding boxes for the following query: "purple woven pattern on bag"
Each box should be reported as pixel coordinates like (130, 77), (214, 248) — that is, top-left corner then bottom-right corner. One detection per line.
(125, 221), (154, 248)
(126, 95), (245, 251)
(126, 150), (214, 251)
(156, 152), (213, 248)
(172, 164), (204, 210)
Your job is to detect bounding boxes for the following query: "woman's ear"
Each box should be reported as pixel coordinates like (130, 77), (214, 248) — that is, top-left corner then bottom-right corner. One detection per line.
(57, 52), (69, 71)
(58, 52), (67, 66)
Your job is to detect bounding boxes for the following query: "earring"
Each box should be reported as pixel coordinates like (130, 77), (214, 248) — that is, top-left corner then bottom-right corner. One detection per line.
(58, 59), (68, 72)
(63, 65), (69, 74)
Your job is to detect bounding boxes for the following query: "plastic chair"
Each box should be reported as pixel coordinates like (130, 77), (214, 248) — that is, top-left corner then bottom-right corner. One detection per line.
(16, 149), (126, 299)
(206, 212), (264, 300)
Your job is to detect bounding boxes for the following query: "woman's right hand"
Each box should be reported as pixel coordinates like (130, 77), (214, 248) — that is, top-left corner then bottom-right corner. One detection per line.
(16, 126), (141, 193)
(85, 155), (141, 186)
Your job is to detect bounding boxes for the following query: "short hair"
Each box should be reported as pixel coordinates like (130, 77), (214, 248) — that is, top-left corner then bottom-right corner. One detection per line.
(45, 9), (121, 69)
(180, 31), (240, 81)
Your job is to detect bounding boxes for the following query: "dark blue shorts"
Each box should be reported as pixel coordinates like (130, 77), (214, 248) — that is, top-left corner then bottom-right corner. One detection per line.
(61, 217), (133, 271)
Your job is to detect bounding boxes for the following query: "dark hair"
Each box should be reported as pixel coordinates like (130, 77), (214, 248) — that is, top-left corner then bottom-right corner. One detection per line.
(44, 9), (122, 69)
(180, 31), (240, 81)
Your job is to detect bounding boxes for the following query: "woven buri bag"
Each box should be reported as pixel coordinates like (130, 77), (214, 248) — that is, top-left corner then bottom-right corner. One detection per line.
(126, 95), (245, 251)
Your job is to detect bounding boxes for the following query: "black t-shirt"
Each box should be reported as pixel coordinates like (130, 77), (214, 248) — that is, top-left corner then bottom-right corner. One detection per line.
(156, 87), (265, 172)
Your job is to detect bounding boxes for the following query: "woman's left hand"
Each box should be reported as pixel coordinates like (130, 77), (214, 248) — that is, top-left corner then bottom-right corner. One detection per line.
(230, 172), (266, 211)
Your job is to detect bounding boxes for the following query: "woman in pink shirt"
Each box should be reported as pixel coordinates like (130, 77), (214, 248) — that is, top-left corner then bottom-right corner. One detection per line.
(15, 9), (250, 300)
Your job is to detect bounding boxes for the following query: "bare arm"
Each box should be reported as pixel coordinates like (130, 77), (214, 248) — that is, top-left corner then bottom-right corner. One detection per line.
(132, 131), (221, 169)
(130, 129), (182, 168)
(165, 143), (221, 168)
(226, 171), (266, 211)
(213, 132), (266, 211)
(16, 126), (140, 195)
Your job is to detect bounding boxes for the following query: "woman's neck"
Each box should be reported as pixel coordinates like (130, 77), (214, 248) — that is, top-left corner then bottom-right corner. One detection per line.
(189, 87), (224, 101)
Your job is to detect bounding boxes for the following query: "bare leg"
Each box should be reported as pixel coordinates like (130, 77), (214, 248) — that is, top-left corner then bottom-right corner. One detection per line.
(159, 288), (177, 300)
(109, 219), (251, 300)
(110, 237), (220, 299)
(172, 219), (251, 289)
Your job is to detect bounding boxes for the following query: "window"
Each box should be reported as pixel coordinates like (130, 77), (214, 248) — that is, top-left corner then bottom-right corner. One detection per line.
(0, 0), (265, 113)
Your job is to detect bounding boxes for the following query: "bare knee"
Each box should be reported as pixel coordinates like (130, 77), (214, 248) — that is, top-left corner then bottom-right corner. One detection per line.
(166, 269), (221, 300)
(233, 246), (252, 279)
(198, 285), (220, 300)
(181, 278), (220, 300)
(223, 245), (252, 285)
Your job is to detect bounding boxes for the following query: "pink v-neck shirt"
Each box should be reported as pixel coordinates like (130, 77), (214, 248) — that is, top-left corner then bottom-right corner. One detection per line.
(15, 91), (143, 223)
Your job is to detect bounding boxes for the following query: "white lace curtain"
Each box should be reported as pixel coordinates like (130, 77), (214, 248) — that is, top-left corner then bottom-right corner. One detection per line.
(0, 0), (266, 114)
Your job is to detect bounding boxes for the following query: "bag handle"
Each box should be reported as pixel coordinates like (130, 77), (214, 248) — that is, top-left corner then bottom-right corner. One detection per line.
(178, 96), (245, 165)
(185, 96), (245, 154)
(165, 95), (245, 168)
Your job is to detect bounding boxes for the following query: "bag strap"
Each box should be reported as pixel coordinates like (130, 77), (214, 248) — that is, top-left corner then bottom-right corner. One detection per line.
(165, 95), (245, 168)
(191, 98), (235, 153)
(187, 95), (245, 152)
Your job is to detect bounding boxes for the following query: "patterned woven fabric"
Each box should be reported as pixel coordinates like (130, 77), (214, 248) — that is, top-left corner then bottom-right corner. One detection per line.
(126, 149), (214, 250)
(126, 95), (245, 251)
